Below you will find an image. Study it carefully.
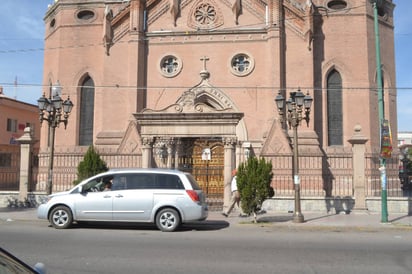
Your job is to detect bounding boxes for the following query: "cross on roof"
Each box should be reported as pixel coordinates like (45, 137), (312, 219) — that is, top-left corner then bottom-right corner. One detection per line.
(200, 56), (209, 71)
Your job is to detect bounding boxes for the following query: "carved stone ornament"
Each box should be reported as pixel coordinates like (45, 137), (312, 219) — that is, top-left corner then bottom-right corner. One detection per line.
(188, 0), (224, 30)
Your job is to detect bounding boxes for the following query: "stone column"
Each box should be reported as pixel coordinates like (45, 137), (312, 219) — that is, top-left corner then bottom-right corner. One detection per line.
(348, 125), (368, 211)
(17, 127), (36, 202)
(141, 137), (153, 168)
(223, 137), (237, 210)
(165, 138), (175, 169)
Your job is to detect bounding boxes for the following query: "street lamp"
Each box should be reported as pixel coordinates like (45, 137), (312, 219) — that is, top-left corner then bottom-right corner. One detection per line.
(275, 89), (313, 223)
(38, 81), (73, 194)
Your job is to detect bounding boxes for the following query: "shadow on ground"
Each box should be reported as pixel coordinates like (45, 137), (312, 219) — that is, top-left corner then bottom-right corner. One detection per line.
(257, 215), (293, 223)
(64, 219), (230, 232)
(389, 214), (412, 223)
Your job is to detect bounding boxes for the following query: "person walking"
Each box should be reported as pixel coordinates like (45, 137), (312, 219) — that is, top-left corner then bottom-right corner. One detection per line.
(222, 169), (244, 217)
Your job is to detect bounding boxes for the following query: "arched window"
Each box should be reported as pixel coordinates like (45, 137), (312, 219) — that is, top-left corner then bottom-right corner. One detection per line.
(79, 76), (95, 146)
(327, 70), (343, 146)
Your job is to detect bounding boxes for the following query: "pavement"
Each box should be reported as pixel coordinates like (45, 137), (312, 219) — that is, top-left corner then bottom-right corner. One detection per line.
(1, 207), (412, 230)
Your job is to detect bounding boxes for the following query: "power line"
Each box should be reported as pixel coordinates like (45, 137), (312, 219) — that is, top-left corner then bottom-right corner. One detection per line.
(1, 82), (412, 91)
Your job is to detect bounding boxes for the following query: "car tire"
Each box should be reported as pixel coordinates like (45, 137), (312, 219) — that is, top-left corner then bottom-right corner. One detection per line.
(156, 208), (180, 232)
(49, 206), (73, 229)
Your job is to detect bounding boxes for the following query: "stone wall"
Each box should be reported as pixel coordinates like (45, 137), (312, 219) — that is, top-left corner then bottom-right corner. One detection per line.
(262, 197), (412, 214)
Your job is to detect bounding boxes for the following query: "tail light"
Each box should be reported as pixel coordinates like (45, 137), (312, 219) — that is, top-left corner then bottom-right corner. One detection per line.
(186, 190), (200, 203)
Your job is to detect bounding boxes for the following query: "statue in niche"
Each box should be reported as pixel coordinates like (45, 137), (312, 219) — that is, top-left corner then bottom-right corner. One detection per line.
(170, 0), (180, 26)
(103, 5), (113, 56)
(232, 0), (242, 24)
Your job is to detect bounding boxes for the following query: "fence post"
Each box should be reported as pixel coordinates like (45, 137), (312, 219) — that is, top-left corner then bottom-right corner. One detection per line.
(17, 127), (36, 203)
(348, 125), (368, 211)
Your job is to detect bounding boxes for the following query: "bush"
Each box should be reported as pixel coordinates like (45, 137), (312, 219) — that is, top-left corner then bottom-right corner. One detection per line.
(73, 146), (108, 185)
(237, 157), (273, 223)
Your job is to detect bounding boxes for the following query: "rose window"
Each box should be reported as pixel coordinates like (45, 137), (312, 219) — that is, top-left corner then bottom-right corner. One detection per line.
(194, 3), (216, 25)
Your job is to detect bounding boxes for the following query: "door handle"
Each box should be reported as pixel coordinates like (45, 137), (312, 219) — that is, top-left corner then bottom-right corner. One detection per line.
(115, 194), (123, 198)
(103, 195), (111, 198)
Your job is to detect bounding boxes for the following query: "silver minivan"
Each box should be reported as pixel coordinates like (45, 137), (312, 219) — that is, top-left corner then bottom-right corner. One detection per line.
(37, 169), (208, 232)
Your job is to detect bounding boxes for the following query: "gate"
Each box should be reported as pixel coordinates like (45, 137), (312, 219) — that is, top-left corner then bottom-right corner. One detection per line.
(178, 138), (224, 211)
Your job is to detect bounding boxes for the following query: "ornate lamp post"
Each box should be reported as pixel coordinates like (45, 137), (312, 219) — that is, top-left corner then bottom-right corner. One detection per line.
(38, 81), (73, 194)
(275, 89), (313, 223)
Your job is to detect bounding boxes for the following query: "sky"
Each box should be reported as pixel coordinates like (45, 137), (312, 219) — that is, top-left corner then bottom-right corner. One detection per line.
(0, 0), (412, 132)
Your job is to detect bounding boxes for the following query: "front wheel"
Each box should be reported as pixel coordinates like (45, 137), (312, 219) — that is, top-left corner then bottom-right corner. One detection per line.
(49, 206), (73, 229)
(156, 208), (180, 232)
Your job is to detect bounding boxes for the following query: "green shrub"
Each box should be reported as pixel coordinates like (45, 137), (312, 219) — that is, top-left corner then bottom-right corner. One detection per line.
(73, 145), (108, 185)
(237, 157), (273, 223)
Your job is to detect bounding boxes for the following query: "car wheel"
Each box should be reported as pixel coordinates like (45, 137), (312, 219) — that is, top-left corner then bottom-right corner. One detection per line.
(49, 206), (73, 229)
(156, 208), (180, 232)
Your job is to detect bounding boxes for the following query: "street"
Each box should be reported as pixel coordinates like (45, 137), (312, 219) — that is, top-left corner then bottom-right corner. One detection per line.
(1, 218), (412, 274)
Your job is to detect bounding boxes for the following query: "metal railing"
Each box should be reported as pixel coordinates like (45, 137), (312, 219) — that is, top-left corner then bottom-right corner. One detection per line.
(4, 149), (409, 199)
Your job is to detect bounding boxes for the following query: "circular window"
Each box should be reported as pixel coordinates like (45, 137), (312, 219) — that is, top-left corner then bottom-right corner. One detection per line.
(188, 1), (223, 30)
(159, 55), (182, 78)
(77, 10), (95, 21)
(194, 3), (217, 26)
(327, 0), (347, 10)
(230, 53), (254, 77)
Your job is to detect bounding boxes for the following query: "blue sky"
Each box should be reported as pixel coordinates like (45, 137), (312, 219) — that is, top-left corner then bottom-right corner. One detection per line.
(1, 0), (411, 131)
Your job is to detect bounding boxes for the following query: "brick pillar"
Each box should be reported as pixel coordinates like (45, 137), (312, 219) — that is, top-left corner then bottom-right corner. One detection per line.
(17, 127), (36, 202)
(348, 125), (368, 211)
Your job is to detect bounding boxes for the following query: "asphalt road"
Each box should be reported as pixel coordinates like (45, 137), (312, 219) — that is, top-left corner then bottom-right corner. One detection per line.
(1, 219), (412, 274)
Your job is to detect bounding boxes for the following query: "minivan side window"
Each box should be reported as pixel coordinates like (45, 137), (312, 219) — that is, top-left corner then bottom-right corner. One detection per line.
(82, 177), (105, 192)
(111, 175), (128, 190)
(110, 173), (184, 190)
(156, 174), (184, 189)
(125, 174), (155, 189)
(185, 174), (201, 190)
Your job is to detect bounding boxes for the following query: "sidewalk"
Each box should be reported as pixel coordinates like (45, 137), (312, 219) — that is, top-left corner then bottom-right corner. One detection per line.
(209, 210), (412, 230)
(1, 207), (411, 230)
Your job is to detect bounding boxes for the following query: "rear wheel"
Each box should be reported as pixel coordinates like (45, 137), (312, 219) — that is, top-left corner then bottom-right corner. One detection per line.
(156, 208), (180, 232)
(49, 206), (73, 229)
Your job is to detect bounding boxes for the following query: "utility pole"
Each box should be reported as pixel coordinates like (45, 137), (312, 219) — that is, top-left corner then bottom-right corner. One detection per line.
(370, 0), (388, 223)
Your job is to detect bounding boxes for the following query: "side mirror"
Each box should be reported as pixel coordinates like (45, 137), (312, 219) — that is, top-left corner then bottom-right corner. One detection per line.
(78, 186), (84, 193)
(33, 262), (47, 274)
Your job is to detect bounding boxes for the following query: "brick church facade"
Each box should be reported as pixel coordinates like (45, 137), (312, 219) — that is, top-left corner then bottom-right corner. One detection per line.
(38, 0), (398, 210)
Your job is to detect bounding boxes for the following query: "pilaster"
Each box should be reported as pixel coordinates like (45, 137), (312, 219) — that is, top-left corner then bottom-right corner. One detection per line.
(348, 125), (369, 211)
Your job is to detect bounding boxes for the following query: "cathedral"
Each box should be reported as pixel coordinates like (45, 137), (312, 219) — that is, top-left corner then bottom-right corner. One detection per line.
(38, 0), (397, 210)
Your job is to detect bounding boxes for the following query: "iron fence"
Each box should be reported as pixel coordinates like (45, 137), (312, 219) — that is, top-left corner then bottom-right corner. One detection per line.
(0, 145), (19, 190)
(5, 147), (407, 199)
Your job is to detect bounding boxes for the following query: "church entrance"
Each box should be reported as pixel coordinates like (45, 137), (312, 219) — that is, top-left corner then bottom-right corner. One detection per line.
(152, 137), (225, 210)
(134, 72), (244, 212)
(178, 138), (224, 211)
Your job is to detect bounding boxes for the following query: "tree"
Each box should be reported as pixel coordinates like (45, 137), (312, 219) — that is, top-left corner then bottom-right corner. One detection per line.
(73, 145), (108, 185)
(237, 157), (274, 223)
